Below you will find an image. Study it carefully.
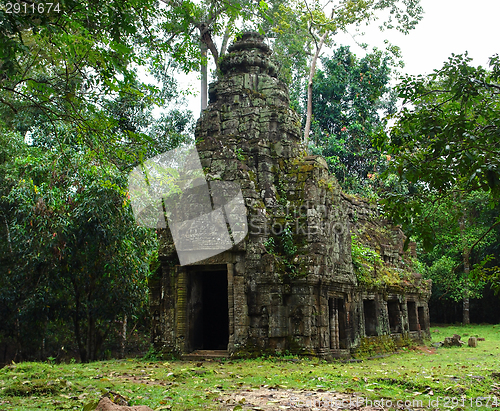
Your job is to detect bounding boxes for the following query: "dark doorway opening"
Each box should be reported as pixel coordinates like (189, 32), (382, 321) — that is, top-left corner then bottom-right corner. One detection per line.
(187, 266), (229, 351)
(387, 300), (402, 333)
(407, 301), (418, 331)
(363, 300), (378, 336)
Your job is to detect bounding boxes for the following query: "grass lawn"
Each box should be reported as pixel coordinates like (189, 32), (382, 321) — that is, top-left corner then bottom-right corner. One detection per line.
(1, 324), (499, 410)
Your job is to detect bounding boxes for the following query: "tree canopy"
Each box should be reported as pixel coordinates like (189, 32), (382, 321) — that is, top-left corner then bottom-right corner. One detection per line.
(379, 53), (500, 247)
(0, 0), (194, 165)
(310, 45), (396, 194)
(0, 126), (163, 360)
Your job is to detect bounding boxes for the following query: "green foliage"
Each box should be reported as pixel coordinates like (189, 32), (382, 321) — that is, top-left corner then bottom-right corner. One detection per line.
(265, 0), (422, 121)
(281, 225), (298, 258)
(415, 192), (498, 306)
(351, 235), (385, 285)
(265, 1), (312, 102)
(351, 235), (423, 290)
(0, 135), (158, 361)
(0, 0), (194, 166)
(265, 224), (301, 278)
(379, 53), (500, 245)
(377, 53), (500, 306)
(472, 255), (500, 296)
(264, 236), (276, 254)
(427, 256), (483, 303)
(309, 46), (396, 195)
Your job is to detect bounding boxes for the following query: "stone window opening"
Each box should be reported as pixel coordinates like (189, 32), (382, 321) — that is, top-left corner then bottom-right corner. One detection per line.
(363, 300), (378, 337)
(387, 300), (402, 333)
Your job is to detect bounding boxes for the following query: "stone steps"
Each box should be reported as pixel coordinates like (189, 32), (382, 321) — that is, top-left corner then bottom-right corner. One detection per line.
(181, 350), (230, 361)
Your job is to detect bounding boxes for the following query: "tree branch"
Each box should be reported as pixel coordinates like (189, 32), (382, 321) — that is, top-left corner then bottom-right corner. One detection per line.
(198, 22), (219, 67)
(470, 219), (500, 257)
(220, 18), (235, 57)
(0, 95), (18, 114)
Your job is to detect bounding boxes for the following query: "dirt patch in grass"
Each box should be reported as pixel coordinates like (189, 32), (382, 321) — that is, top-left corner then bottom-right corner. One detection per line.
(220, 387), (399, 410)
(117, 374), (170, 386)
(413, 345), (436, 355)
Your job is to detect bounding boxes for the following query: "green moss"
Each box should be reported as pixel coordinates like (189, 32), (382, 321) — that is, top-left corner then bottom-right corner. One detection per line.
(242, 87), (266, 100)
(394, 332), (418, 348)
(351, 234), (427, 292)
(353, 335), (397, 358)
(4, 379), (64, 397)
(318, 178), (336, 191)
(298, 164), (314, 173)
(247, 169), (257, 183)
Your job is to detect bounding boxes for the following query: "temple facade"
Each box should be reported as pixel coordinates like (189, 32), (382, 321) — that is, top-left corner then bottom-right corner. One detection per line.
(150, 33), (431, 359)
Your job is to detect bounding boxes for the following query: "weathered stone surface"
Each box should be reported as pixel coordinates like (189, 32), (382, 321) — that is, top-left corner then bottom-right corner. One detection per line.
(150, 32), (431, 359)
(442, 334), (464, 347)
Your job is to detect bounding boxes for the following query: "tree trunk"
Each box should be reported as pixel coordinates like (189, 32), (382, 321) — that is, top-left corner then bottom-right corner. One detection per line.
(463, 250), (470, 324)
(71, 278), (88, 362)
(459, 201), (470, 325)
(121, 315), (127, 359)
(220, 21), (234, 57)
(2, 212), (13, 254)
(303, 31), (328, 146)
(86, 314), (95, 361)
(198, 22), (218, 113)
(73, 312), (86, 362)
(14, 317), (21, 362)
(201, 40), (208, 112)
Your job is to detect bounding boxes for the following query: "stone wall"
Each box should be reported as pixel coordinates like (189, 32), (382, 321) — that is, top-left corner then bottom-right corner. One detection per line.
(150, 32), (431, 359)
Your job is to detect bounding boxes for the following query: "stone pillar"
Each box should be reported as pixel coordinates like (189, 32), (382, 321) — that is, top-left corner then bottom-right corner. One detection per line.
(227, 263), (235, 352)
(175, 269), (187, 352)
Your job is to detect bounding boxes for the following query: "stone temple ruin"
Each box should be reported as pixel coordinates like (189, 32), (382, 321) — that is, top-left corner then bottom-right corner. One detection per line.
(150, 32), (431, 359)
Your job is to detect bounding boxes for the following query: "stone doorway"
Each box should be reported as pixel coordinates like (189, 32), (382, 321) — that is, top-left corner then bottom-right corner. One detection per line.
(186, 265), (229, 351)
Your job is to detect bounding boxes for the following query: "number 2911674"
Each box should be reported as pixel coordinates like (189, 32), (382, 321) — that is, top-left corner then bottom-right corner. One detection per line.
(5, 2), (61, 14)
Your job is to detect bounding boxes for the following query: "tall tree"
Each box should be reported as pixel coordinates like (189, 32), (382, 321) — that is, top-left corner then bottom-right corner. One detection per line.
(418, 192), (497, 323)
(266, 0), (423, 144)
(378, 53), (500, 323)
(0, 0), (194, 360)
(156, 0), (267, 111)
(264, 0), (423, 144)
(0, 133), (159, 361)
